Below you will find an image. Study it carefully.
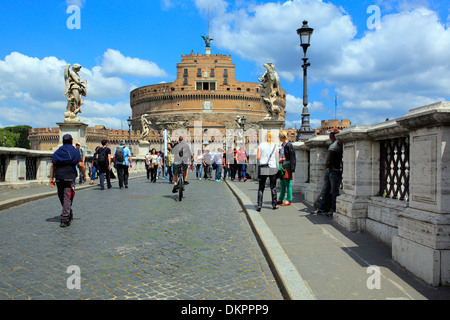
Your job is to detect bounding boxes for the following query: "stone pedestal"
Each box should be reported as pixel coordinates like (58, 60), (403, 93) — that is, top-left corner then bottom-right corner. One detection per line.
(258, 119), (284, 131)
(138, 140), (150, 156)
(56, 121), (92, 156)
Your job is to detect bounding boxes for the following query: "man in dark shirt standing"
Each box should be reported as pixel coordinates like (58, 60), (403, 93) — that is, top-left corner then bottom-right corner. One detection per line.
(49, 134), (86, 227)
(314, 128), (343, 217)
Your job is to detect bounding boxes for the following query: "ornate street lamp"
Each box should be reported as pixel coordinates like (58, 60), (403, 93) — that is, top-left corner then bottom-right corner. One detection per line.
(296, 20), (315, 141)
(127, 116), (133, 154)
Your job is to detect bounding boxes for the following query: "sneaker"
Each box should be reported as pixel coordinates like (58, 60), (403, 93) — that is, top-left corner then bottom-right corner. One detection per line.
(60, 220), (71, 228)
(184, 181), (189, 185)
(172, 185), (179, 193)
(326, 210), (334, 217)
(313, 208), (325, 215)
(238, 178), (241, 182)
(244, 178), (247, 182)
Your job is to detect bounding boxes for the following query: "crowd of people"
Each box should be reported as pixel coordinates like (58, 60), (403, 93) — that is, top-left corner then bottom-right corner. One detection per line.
(50, 129), (342, 227)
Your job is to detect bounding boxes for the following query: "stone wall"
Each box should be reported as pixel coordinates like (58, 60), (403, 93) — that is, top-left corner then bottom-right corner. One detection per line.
(292, 101), (450, 287)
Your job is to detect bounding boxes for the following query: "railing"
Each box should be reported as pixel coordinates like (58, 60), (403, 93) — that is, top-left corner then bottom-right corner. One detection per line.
(379, 137), (409, 201)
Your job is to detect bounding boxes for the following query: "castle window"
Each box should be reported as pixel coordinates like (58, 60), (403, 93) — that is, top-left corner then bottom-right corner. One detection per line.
(183, 69), (188, 77)
(210, 69), (215, 77)
(197, 68), (201, 77)
(223, 69), (228, 77)
(196, 81), (216, 91)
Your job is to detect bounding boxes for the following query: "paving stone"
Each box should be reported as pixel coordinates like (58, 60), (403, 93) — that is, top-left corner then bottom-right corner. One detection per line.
(0, 178), (282, 300)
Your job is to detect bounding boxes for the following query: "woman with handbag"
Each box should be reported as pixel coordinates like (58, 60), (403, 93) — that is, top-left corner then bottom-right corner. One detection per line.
(256, 131), (279, 211)
(278, 130), (296, 206)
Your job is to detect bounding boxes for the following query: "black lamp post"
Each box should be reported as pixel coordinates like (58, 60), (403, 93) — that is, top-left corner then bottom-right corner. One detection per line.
(296, 20), (315, 141)
(127, 116), (133, 154)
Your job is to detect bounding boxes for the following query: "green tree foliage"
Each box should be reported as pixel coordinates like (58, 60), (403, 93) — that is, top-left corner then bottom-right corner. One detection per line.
(1, 125), (32, 149)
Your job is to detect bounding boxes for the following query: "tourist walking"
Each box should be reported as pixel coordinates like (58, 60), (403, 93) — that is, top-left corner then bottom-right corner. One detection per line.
(278, 131), (296, 206)
(89, 146), (100, 185)
(149, 148), (158, 183)
(194, 150), (203, 180)
(49, 134), (86, 227)
(214, 148), (223, 181)
(145, 150), (152, 180)
(202, 149), (212, 180)
(314, 128), (343, 216)
(166, 143), (174, 183)
(75, 142), (85, 184)
(237, 144), (248, 182)
(113, 139), (132, 189)
(97, 139), (112, 190)
(256, 132), (279, 211)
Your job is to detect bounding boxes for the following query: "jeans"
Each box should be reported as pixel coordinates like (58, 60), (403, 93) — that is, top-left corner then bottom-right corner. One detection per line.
(91, 166), (98, 180)
(196, 164), (203, 178)
(99, 168), (111, 189)
(215, 165), (222, 180)
(257, 174), (277, 207)
(319, 171), (341, 212)
(238, 164), (246, 179)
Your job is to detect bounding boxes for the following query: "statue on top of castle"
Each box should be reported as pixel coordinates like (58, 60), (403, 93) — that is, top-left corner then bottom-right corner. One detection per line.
(258, 63), (282, 121)
(63, 63), (87, 123)
(201, 35), (214, 48)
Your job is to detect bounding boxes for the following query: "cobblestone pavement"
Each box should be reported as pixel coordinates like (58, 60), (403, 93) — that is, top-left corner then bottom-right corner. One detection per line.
(0, 177), (283, 300)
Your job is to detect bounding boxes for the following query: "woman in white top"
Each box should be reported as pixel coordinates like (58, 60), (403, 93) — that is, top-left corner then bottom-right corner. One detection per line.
(149, 148), (159, 183)
(256, 131), (279, 211)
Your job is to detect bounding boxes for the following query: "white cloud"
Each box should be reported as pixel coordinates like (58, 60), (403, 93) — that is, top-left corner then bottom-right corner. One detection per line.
(208, 0), (450, 125)
(0, 50), (168, 128)
(66, 0), (86, 8)
(101, 49), (168, 78)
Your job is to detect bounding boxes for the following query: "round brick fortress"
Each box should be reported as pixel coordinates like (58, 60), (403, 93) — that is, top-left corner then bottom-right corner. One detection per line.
(130, 52), (287, 138)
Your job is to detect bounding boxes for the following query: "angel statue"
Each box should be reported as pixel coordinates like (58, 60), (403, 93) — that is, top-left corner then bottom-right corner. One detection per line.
(63, 63), (87, 122)
(258, 63), (282, 120)
(201, 35), (214, 48)
(140, 114), (151, 140)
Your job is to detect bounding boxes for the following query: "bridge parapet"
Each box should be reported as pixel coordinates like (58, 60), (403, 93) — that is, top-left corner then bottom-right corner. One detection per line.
(293, 101), (450, 287)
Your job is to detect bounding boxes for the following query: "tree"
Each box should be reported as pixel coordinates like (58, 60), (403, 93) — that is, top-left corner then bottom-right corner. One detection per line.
(2, 125), (31, 149)
(0, 129), (20, 148)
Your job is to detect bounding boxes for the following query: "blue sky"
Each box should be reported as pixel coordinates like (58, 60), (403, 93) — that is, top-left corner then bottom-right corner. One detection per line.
(0, 0), (449, 130)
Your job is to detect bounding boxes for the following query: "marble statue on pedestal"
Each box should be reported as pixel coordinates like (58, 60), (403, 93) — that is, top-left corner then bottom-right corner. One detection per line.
(140, 114), (151, 141)
(259, 63), (282, 120)
(63, 64), (87, 123)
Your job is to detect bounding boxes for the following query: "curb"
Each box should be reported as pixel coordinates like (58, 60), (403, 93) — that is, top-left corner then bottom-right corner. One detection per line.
(0, 174), (147, 211)
(225, 180), (316, 300)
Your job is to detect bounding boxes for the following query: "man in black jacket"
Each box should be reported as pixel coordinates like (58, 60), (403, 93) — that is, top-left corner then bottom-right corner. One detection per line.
(49, 134), (86, 227)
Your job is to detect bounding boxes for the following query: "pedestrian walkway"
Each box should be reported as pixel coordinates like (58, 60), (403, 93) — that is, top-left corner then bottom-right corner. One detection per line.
(226, 179), (450, 300)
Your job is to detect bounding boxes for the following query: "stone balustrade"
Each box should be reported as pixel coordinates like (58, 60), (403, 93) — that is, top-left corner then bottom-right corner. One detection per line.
(293, 101), (450, 287)
(0, 147), (147, 190)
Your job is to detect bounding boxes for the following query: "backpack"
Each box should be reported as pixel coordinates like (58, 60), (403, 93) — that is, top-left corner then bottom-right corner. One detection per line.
(97, 148), (108, 166)
(211, 155), (217, 169)
(115, 147), (124, 163)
